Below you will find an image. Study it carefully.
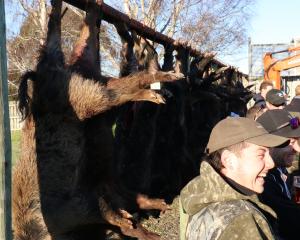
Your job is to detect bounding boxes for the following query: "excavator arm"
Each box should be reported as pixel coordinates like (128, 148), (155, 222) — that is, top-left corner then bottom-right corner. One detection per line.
(264, 46), (300, 89)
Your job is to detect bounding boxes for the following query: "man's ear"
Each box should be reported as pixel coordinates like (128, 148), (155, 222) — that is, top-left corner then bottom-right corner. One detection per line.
(221, 149), (237, 172)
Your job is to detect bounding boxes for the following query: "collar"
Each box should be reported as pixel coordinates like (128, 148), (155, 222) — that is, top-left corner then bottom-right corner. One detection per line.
(224, 176), (256, 196)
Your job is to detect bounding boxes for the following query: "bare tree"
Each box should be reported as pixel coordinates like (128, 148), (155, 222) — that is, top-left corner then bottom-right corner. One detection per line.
(180, 0), (254, 54)
(6, 0), (122, 98)
(107, 0), (254, 52)
(6, 1), (85, 98)
(6, 0), (255, 97)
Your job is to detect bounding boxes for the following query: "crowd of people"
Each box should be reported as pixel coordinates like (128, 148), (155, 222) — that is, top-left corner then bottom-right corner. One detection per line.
(180, 81), (300, 240)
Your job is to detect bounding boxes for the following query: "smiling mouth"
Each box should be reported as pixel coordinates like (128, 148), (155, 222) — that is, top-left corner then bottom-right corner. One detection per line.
(256, 173), (267, 184)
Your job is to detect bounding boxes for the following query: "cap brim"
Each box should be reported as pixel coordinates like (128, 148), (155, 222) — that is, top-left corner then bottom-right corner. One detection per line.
(272, 126), (300, 138)
(272, 102), (286, 107)
(246, 133), (289, 148)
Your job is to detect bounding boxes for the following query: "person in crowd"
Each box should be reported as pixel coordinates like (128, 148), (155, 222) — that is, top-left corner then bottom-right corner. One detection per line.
(180, 117), (288, 240)
(256, 109), (300, 240)
(246, 104), (267, 120)
(285, 84), (300, 117)
(253, 81), (273, 108)
(265, 89), (286, 110)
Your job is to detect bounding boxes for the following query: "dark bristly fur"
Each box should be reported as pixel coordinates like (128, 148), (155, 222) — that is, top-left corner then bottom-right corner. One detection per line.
(114, 42), (197, 204)
(18, 71), (36, 120)
(12, 0), (182, 239)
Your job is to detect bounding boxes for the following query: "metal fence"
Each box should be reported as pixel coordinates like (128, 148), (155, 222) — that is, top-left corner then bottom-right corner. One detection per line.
(9, 101), (23, 131)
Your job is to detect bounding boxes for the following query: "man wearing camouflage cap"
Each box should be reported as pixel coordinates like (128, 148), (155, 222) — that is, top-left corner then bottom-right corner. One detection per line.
(180, 117), (288, 240)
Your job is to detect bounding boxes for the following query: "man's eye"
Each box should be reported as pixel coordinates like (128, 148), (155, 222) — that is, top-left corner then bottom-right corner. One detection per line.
(258, 150), (266, 155)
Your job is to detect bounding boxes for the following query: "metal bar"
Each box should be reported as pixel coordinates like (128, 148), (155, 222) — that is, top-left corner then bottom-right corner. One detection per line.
(248, 37), (251, 77)
(251, 43), (288, 47)
(270, 49), (290, 55)
(0, 0), (12, 239)
(270, 46), (300, 55)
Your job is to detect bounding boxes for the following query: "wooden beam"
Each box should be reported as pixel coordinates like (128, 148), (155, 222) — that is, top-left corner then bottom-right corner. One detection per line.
(63, 0), (227, 66)
(63, 1), (249, 77)
(0, 0), (12, 239)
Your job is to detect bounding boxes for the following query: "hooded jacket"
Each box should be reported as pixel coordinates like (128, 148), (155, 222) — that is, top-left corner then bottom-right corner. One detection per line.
(253, 93), (266, 108)
(180, 161), (278, 240)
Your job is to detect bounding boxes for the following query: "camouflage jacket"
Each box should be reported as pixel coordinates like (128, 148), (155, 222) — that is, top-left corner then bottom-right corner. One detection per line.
(180, 161), (278, 240)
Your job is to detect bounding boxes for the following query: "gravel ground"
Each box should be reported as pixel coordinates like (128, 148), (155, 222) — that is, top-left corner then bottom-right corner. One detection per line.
(141, 197), (180, 240)
(106, 197), (181, 240)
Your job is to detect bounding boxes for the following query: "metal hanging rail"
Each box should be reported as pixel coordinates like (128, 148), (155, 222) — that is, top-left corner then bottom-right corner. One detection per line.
(63, 1), (227, 65)
(63, 0), (248, 78)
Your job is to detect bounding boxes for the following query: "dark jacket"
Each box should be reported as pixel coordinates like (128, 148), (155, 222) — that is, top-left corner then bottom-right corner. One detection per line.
(253, 93), (266, 108)
(180, 161), (278, 240)
(259, 167), (300, 240)
(285, 96), (300, 117)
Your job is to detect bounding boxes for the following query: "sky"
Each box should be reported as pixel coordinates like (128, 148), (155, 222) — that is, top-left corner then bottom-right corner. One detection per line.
(250, 0), (300, 44)
(222, 0), (300, 74)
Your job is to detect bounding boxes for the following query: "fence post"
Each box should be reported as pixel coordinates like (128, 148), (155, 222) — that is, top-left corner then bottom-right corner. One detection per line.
(0, 0), (12, 239)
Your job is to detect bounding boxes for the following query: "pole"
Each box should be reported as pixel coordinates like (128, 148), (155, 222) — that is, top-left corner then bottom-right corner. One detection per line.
(0, 0), (12, 239)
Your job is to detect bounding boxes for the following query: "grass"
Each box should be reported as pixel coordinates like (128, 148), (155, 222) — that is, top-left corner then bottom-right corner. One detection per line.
(11, 130), (21, 166)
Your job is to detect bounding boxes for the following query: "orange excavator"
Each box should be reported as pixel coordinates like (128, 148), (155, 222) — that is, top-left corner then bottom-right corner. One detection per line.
(263, 46), (300, 89)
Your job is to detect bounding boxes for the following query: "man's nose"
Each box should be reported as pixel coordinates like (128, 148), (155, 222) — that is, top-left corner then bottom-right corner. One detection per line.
(265, 150), (275, 169)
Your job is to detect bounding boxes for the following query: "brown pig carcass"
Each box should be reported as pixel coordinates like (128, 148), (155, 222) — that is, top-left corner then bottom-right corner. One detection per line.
(12, 1), (182, 240)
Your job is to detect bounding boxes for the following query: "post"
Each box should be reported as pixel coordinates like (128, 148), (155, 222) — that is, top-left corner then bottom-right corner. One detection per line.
(248, 37), (252, 81)
(0, 0), (12, 239)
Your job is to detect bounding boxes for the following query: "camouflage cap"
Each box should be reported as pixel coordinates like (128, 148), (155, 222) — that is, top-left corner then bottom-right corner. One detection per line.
(206, 117), (288, 154)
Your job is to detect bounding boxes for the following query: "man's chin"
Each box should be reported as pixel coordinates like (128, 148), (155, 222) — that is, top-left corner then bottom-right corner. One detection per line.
(254, 180), (265, 193)
(256, 188), (264, 194)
